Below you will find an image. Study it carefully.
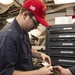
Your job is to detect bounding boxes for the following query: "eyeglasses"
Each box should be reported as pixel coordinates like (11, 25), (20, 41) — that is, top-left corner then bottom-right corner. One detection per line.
(28, 12), (39, 27)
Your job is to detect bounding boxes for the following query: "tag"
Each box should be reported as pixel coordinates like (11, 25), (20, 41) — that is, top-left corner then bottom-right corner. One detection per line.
(42, 62), (53, 69)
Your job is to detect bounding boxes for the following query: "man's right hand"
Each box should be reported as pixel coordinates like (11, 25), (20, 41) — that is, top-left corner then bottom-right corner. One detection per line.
(37, 65), (54, 75)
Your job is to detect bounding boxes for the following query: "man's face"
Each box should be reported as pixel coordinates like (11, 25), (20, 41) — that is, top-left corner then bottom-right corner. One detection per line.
(23, 12), (39, 32)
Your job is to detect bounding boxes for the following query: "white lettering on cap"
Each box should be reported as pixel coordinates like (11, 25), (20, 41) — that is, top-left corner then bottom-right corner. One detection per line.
(30, 5), (36, 11)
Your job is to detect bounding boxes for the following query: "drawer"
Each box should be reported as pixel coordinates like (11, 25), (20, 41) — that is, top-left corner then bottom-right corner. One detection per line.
(48, 41), (75, 47)
(50, 56), (75, 67)
(49, 38), (75, 41)
(47, 24), (75, 30)
(47, 48), (75, 56)
(50, 29), (75, 34)
(48, 33), (75, 39)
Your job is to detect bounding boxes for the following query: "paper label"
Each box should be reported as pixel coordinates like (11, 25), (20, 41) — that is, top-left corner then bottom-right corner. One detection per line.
(61, 51), (73, 54)
(63, 27), (72, 30)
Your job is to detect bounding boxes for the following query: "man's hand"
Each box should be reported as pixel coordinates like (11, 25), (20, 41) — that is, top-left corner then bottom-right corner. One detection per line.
(53, 65), (73, 75)
(37, 65), (54, 75)
(41, 53), (51, 65)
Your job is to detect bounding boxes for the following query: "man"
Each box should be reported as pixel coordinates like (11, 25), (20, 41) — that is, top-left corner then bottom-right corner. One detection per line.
(0, 0), (54, 75)
(54, 65), (75, 75)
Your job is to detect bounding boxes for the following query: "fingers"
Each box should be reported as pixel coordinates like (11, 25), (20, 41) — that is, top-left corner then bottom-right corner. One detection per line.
(53, 65), (63, 71)
(42, 57), (45, 63)
(46, 56), (51, 65)
(49, 71), (54, 75)
(41, 53), (51, 65)
(42, 62), (53, 71)
(46, 65), (54, 73)
(42, 61), (49, 67)
(45, 64), (51, 68)
(45, 65), (60, 75)
(45, 65), (55, 75)
(53, 65), (63, 75)
(42, 56), (51, 65)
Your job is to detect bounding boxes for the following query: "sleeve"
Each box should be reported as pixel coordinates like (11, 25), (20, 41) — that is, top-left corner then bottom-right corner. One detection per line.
(69, 66), (75, 75)
(0, 34), (18, 75)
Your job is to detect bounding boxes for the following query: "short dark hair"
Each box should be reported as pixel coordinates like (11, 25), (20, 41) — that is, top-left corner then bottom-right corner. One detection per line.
(20, 6), (27, 14)
(20, 6), (34, 16)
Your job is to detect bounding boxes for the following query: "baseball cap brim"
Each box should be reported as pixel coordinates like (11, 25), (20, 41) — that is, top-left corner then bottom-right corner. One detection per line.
(34, 14), (50, 27)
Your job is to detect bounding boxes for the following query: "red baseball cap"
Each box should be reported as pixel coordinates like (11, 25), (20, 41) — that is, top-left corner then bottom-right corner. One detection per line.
(22, 0), (50, 26)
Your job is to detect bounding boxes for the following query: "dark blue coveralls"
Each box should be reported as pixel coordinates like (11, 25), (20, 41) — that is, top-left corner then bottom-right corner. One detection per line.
(0, 19), (34, 75)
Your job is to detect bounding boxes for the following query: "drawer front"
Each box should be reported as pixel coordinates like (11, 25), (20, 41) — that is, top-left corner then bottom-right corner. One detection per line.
(51, 56), (75, 67)
(47, 48), (75, 56)
(49, 41), (75, 47)
(48, 33), (75, 39)
(47, 24), (75, 30)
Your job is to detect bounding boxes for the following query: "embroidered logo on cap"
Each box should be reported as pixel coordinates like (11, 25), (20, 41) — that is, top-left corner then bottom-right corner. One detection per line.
(30, 5), (36, 11)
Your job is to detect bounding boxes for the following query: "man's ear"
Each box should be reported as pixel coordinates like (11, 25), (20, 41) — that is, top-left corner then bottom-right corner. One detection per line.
(23, 11), (29, 19)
